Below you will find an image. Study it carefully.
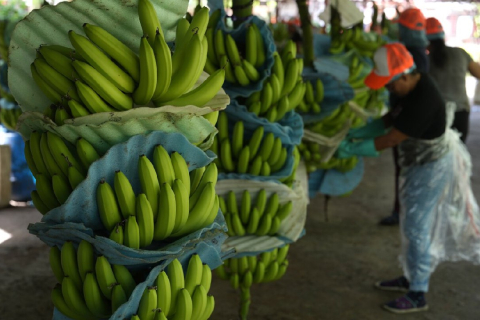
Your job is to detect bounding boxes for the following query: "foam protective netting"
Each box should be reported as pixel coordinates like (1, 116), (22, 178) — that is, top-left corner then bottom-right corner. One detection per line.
(52, 244), (224, 320)
(329, 49), (374, 80)
(299, 69), (354, 125)
(8, 0), (189, 113)
(225, 100), (304, 146)
(37, 131), (216, 229)
(313, 57), (350, 82)
(308, 157), (364, 197)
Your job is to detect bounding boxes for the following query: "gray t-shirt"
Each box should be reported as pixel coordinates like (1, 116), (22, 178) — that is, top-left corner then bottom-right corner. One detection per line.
(428, 47), (473, 112)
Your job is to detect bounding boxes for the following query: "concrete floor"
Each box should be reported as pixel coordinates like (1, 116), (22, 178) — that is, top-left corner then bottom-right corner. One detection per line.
(1, 109), (480, 319)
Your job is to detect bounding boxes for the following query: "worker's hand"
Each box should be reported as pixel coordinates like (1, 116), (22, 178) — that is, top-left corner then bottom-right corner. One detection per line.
(347, 118), (386, 139)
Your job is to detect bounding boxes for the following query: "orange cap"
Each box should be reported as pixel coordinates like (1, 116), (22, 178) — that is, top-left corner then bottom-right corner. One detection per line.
(364, 43), (415, 90)
(398, 8), (426, 31)
(426, 17), (443, 35)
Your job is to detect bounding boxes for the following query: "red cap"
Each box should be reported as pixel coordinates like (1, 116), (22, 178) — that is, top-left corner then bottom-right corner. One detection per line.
(398, 8), (426, 31)
(426, 17), (443, 35)
(364, 43), (415, 90)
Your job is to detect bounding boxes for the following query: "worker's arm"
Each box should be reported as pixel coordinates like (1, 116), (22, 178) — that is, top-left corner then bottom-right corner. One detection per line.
(374, 127), (409, 151)
(381, 112), (394, 128)
(468, 61), (480, 79)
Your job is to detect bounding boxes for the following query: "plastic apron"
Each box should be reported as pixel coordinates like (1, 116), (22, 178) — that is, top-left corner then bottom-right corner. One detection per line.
(398, 102), (480, 292)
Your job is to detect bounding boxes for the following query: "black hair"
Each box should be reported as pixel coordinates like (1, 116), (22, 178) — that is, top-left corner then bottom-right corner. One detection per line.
(429, 38), (447, 69)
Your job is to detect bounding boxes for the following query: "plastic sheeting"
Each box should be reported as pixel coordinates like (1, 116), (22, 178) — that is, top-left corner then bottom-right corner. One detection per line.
(39, 131), (216, 229)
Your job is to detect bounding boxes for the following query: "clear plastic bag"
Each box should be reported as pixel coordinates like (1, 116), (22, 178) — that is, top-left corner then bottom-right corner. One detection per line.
(302, 120), (351, 163)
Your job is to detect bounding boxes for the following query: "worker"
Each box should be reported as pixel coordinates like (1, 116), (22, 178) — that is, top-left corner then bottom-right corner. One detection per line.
(426, 17), (480, 142)
(380, 7), (429, 226)
(337, 42), (480, 314)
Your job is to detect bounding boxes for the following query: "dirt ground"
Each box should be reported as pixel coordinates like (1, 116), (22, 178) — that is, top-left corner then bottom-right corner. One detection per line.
(1, 110), (480, 320)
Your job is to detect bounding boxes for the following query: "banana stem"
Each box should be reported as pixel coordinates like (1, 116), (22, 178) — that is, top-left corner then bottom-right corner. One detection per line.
(239, 286), (251, 320)
(296, 0), (314, 68)
(232, 0), (253, 28)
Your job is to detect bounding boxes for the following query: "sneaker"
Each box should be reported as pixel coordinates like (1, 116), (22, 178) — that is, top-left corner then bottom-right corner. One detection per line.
(379, 211), (399, 226)
(374, 276), (409, 292)
(383, 293), (429, 314)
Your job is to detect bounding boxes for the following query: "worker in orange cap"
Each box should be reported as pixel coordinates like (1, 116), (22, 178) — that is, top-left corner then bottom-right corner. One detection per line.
(427, 17), (480, 143)
(337, 42), (480, 314)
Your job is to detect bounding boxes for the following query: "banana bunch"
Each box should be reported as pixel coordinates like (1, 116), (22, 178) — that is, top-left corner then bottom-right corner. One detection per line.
(330, 27), (385, 57)
(210, 112), (288, 175)
(0, 106), (21, 131)
(297, 141), (321, 172)
(215, 245), (290, 288)
(129, 256), (214, 320)
(31, 0), (224, 118)
(97, 147), (219, 248)
(305, 104), (352, 138)
(204, 22), (266, 87)
(242, 40), (305, 122)
(317, 156), (359, 173)
(50, 240), (137, 319)
(26, 132), (99, 215)
(296, 78), (324, 114)
(278, 146), (301, 188)
(221, 190), (292, 237)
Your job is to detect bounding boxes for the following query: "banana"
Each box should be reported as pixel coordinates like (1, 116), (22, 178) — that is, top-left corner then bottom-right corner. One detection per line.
(185, 254), (203, 295)
(157, 68), (225, 108)
(188, 162), (217, 210)
(260, 251), (272, 267)
(274, 96), (289, 122)
(83, 23), (140, 82)
(167, 259), (185, 316)
(138, 155), (160, 218)
(220, 138), (235, 172)
(264, 193), (280, 217)
(200, 264), (212, 293)
(77, 240), (95, 283)
(68, 165), (85, 190)
(248, 155), (262, 176)
(214, 264), (229, 280)
(272, 52), (284, 89)
(113, 171), (136, 219)
(51, 284), (84, 320)
(315, 79), (324, 103)
(35, 173), (60, 210)
(246, 207), (260, 234)
(255, 214), (272, 236)
(156, 33), (202, 102)
(246, 90), (261, 105)
(61, 242), (83, 292)
(247, 256), (257, 272)
(171, 288), (193, 320)
(258, 132), (275, 161)
(175, 18), (190, 49)
(226, 191), (238, 214)
(217, 111), (229, 141)
(249, 101), (261, 116)
(172, 178), (189, 234)
(287, 81), (306, 111)
(230, 273), (239, 289)
(154, 182), (176, 240)
(252, 260), (265, 283)
(52, 174), (72, 204)
(124, 215), (140, 249)
(152, 145), (175, 187)
(276, 244), (289, 264)
(156, 271), (172, 316)
(231, 212), (245, 236)
(198, 295), (214, 320)
(112, 264), (136, 298)
(47, 131), (83, 176)
(49, 246), (64, 283)
(109, 223), (124, 245)
(62, 277), (96, 318)
(95, 256), (117, 299)
(33, 58), (80, 102)
(84, 272), (111, 318)
(191, 285), (207, 320)
(131, 315), (141, 320)
(39, 46), (78, 80)
(69, 30), (135, 93)
(31, 62), (66, 104)
(242, 60), (260, 82)
(240, 190), (251, 225)
(252, 24), (265, 68)
(171, 152), (190, 195)
(76, 138), (99, 170)
(136, 194), (155, 248)
(172, 181), (215, 237)
(189, 167), (205, 196)
(214, 29), (226, 62)
(231, 121), (244, 159)
(68, 100), (91, 118)
(138, 0), (163, 46)
(222, 55), (237, 84)
(154, 310), (168, 320)
(281, 59), (299, 97)
(238, 256), (249, 274)
(276, 201), (292, 221)
(218, 196), (227, 214)
(111, 283), (128, 313)
(138, 287), (158, 320)
(267, 137), (283, 166)
(234, 65), (250, 87)
(260, 82), (272, 114)
(225, 34), (241, 65)
(261, 161), (271, 176)
(203, 110), (219, 126)
(281, 41), (295, 66)
(229, 258), (238, 273)
(237, 146), (250, 174)
(29, 132), (49, 176)
(75, 80), (117, 114)
(133, 36), (157, 105)
(270, 147), (287, 172)
(205, 28), (217, 66)
(245, 25), (257, 67)
(265, 106), (277, 122)
(262, 261), (279, 282)
(270, 74), (281, 104)
(274, 261), (288, 280)
(268, 216), (281, 235)
(242, 271), (253, 289)
(151, 32), (172, 100)
(40, 44), (85, 62)
(204, 55), (217, 75)
(72, 60), (133, 111)
(96, 179), (123, 232)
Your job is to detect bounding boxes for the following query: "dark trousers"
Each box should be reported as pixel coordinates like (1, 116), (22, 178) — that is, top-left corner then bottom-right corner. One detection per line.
(393, 146), (400, 214)
(451, 110), (469, 143)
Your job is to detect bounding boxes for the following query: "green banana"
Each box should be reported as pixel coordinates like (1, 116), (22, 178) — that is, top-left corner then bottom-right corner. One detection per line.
(153, 145), (175, 187)
(83, 272), (111, 318)
(52, 174), (72, 204)
(35, 173), (60, 210)
(111, 283), (128, 313)
(138, 286), (158, 320)
(33, 58), (80, 101)
(185, 254), (203, 295)
(77, 240), (95, 282)
(240, 190), (251, 225)
(68, 165), (85, 190)
(75, 80), (117, 114)
(200, 263), (212, 293)
(234, 65), (250, 87)
(167, 259), (185, 316)
(246, 207), (260, 234)
(124, 215), (141, 249)
(237, 146), (250, 174)
(156, 271), (172, 316)
(220, 138), (235, 172)
(245, 25), (257, 67)
(96, 179), (123, 232)
(51, 284), (84, 320)
(114, 170), (136, 219)
(95, 255), (117, 299)
(225, 34), (241, 65)
(248, 155), (263, 176)
(68, 100), (91, 118)
(231, 121), (244, 159)
(171, 152), (190, 195)
(61, 242), (83, 292)
(152, 31), (172, 100)
(112, 264), (136, 298)
(38, 46), (78, 80)
(133, 36), (157, 105)
(138, 0), (163, 46)
(31, 62), (64, 104)
(154, 182), (176, 240)
(138, 155), (160, 219)
(76, 138), (99, 169)
(29, 131), (49, 177)
(136, 193), (155, 248)
(49, 246), (64, 283)
(191, 285), (207, 320)
(109, 223), (124, 245)
(172, 178), (189, 234)
(62, 277), (96, 318)
(189, 167), (205, 196)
